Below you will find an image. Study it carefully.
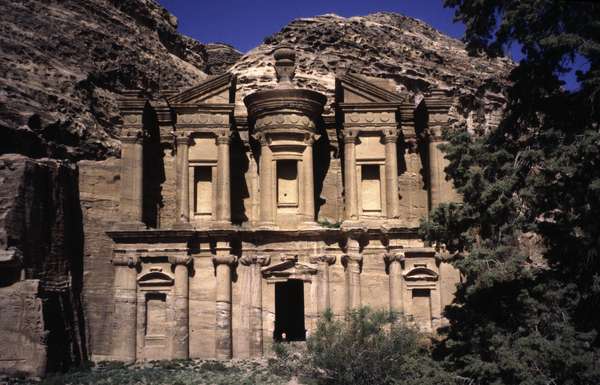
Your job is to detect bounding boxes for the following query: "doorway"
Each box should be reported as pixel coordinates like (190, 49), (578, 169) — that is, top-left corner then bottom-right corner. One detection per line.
(274, 279), (306, 341)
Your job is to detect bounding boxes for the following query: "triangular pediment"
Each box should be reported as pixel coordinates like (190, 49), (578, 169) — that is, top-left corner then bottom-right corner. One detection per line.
(168, 73), (235, 105)
(336, 73), (404, 104)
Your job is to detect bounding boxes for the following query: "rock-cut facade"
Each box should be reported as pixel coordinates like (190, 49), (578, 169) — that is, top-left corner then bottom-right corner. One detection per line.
(91, 46), (462, 362)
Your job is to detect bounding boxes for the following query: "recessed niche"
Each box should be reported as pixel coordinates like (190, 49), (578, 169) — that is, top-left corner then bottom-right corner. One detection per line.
(277, 160), (298, 207)
(194, 166), (213, 215)
(361, 164), (381, 213)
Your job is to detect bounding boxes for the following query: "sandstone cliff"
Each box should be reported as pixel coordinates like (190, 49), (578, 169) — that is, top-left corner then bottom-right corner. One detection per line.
(231, 13), (513, 132)
(0, 0), (210, 160)
(0, 154), (86, 376)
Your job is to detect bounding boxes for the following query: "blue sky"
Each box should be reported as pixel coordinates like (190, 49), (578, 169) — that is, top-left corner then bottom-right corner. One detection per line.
(159, 0), (583, 90)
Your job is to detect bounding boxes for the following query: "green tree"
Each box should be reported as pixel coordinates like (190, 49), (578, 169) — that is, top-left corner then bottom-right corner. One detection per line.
(307, 308), (456, 385)
(420, 1), (600, 384)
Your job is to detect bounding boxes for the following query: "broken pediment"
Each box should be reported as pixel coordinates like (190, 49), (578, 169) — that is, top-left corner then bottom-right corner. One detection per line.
(168, 73), (236, 105)
(261, 259), (318, 280)
(336, 73), (405, 104)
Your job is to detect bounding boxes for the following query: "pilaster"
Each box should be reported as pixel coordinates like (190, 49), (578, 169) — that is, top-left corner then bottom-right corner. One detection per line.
(111, 254), (139, 363)
(310, 255), (336, 313)
(169, 255), (192, 359)
(212, 243), (237, 359)
(240, 255), (271, 357)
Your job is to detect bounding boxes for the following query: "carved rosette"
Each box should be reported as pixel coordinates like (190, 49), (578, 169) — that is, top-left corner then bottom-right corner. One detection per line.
(254, 113), (315, 131)
(240, 255), (271, 267)
(345, 111), (396, 128)
(176, 113), (229, 126)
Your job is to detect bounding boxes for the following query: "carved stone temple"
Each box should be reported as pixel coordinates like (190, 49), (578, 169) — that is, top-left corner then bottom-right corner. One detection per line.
(101, 46), (461, 362)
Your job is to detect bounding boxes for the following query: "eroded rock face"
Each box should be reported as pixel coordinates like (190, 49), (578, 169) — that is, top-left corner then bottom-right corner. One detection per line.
(0, 154), (86, 376)
(0, 0), (208, 160)
(231, 13), (513, 132)
(205, 43), (243, 75)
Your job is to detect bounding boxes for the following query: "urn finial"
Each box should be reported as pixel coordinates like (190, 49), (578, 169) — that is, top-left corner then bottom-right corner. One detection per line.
(273, 44), (296, 86)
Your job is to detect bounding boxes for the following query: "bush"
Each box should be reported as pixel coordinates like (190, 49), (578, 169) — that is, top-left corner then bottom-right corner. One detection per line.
(307, 307), (457, 385)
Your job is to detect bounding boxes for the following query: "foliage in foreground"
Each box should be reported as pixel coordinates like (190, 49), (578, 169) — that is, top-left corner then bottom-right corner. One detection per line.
(5, 360), (290, 385)
(420, 1), (600, 384)
(304, 308), (457, 385)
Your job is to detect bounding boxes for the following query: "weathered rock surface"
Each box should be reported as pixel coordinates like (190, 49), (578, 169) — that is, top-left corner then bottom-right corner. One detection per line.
(205, 43), (243, 75)
(0, 154), (86, 376)
(0, 0), (209, 160)
(231, 13), (513, 131)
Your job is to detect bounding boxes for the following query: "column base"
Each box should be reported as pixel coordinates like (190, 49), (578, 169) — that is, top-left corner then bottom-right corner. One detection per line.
(258, 221), (277, 230)
(300, 221), (320, 229)
(112, 221), (146, 231)
(173, 221), (194, 230)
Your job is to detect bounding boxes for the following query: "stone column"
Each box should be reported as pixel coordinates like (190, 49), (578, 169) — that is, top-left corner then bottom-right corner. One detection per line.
(427, 90), (461, 209)
(343, 237), (363, 310)
(119, 130), (145, 228)
(310, 255), (336, 314)
(212, 243), (237, 359)
(343, 131), (358, 220)
(111, 254), (139, 362)
(383, 128), (400, 219)
(240, 255), (270, 357)
(384, 252), (404, 315)
(216, 132), (231, 224)
(302, 135), (317, 223)
(169, 255), (192, 359)
(175, 133), (191, 226)
(258, 135), (275, 226)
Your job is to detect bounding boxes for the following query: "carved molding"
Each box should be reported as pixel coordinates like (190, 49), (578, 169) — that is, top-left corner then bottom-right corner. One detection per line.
(310, 255), (336, 265)
(255, 113), (315, 130)
(177, 113), (229, 125)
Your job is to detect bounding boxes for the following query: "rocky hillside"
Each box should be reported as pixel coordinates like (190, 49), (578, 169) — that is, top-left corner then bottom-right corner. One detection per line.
(0, 0), (216, 160)
(231, 13), (513, 132)
(0, 5), (512, 161)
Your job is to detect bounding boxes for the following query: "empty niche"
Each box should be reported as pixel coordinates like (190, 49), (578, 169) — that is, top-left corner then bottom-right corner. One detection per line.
(361, 164), (381, 213)
(194, 166), (213, 215)
(277, 160), (298, 207)
(411, 289), (432, 330)
(145, 292), (167, 337)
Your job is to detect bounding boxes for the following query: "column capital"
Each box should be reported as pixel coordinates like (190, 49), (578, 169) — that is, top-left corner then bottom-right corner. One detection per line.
(384, 252), (405, 264)
(382, 128), (398, 143)
(342, 130), (359, 144)
(111, 254), (139, 267)
(240, 255), (271, 266)
(216, 131), (231, 145)
(253, 132), (270, 146)
(168, 255), (192, 266)
(304, 133), (320, 145)
(120, 128), (143, 144)
(310, 255), (336, 265)
(212, 254), (238, 266)
(175, 131), (190, 145)
(341, 254), (363, 265)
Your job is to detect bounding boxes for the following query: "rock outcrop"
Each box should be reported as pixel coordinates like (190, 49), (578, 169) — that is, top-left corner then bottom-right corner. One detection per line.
(205, 43), (243, 75)
(231, 13), (513, 132)
(0, 154), (86, 377)
(0, 0), (209, 160)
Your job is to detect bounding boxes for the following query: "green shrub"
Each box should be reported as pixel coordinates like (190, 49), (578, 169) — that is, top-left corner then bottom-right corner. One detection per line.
(307, 307), (457, 385)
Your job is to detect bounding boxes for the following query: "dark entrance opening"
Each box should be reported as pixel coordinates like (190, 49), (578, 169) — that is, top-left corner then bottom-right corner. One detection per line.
(274, 279), (306, 342)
